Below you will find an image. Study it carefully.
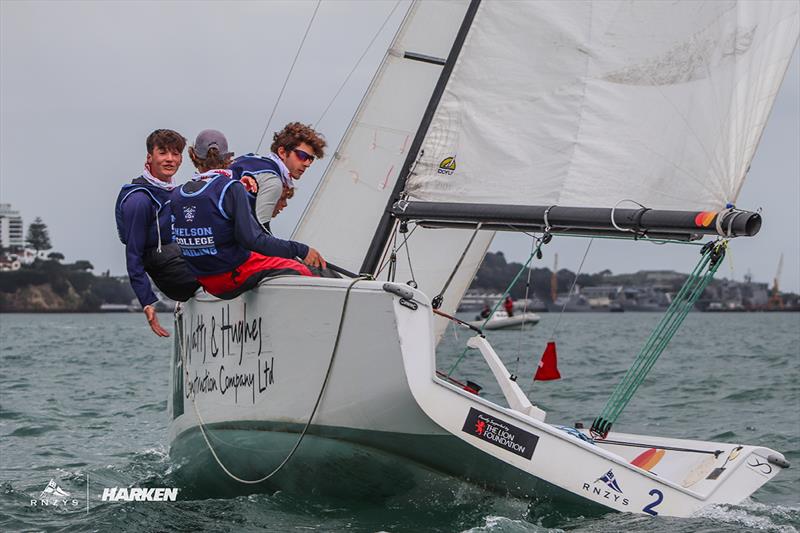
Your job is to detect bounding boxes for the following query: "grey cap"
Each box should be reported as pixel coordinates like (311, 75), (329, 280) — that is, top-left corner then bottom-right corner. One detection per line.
(193, 129), (229, 158)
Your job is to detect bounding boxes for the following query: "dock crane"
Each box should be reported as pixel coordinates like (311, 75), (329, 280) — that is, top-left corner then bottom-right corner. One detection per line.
(767, 253), (784, 309)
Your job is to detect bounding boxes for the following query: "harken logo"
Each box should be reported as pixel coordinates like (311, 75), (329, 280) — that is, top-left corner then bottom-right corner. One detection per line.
(437, 156), (456, 175)
(31, 479), (80, 507)
(183, 205), (196, 222)
(100, 487), (179, 502)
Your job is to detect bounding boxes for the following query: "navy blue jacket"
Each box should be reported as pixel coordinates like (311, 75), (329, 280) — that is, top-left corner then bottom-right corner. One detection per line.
(114, 178), (173, 307)
(170, 172), (308, 276)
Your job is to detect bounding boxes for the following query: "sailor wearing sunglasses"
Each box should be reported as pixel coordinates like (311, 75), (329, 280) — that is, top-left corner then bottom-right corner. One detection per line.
(230, 122), (326, 234)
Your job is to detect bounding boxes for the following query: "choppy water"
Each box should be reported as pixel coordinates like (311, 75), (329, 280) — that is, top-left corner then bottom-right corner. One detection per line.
(1, 312), (798, 532)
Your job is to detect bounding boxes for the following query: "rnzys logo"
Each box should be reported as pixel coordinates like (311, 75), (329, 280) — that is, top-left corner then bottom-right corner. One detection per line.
(581, 469), (629, 506)
(31, 479), (80, 507)
(183, 205), (196, 222)
(597, 469), (623, 493)
(438, 156), (456, 175)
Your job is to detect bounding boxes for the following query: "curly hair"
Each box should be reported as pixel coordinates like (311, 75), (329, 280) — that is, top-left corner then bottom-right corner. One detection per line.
(271, 122), (326, 158)
(188, 147), (232, 173)
(146, 129), (186, 154)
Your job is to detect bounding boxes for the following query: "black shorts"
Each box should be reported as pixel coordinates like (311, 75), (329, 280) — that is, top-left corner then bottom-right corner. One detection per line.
(143, 243), (200, 302)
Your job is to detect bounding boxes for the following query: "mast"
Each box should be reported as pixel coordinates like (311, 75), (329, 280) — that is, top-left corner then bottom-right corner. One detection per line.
(360, 0), (482, 275)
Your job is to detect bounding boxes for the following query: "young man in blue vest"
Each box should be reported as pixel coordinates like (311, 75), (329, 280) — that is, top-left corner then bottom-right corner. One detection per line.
(229, 122), (325, 234)
(171, 130), (327, 299)
(114, 129), (199, 337)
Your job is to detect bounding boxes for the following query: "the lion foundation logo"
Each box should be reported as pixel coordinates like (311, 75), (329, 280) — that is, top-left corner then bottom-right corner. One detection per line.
(438, 156), (456, 175)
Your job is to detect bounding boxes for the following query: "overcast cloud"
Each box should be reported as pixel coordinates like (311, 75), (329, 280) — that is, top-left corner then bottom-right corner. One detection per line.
(1, 1), (798, 292)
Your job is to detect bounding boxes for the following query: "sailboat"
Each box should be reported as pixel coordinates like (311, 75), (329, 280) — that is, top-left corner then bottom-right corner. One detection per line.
(168, 0), (798, 516)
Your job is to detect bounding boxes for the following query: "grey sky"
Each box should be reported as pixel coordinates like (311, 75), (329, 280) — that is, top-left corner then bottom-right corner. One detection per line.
(1, 1), (798, 292)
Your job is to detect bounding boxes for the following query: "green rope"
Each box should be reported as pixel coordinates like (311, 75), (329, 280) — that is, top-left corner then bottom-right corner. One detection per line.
(447, 239), (545, 375)
(590, 240), (727, 438)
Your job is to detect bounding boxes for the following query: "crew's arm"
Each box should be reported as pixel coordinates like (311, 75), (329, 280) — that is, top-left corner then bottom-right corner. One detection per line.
(122, 194), (159, 308)
(253, 173), (282, 226)
(223, 181), (310, 259)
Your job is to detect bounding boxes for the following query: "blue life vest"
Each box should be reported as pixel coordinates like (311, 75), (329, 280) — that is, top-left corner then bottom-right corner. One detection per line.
(114, 177), (173, 245)
(230, 153), (281, 181)
(170, 173), (250, 276)
(230, 153), (281, 214)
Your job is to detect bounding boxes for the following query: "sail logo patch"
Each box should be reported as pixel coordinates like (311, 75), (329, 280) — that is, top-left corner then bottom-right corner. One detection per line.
(461, 407), (538, 459)
(438, 156), (456, 175)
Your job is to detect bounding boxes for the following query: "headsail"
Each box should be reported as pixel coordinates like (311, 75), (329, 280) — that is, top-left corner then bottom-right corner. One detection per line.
(294, 0), (494, 338)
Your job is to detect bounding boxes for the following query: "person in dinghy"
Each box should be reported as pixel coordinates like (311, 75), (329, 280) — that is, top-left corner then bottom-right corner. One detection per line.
(229, 122), (325, 235)
(114, 129), (199, 337)
(170, 129), (329, 300)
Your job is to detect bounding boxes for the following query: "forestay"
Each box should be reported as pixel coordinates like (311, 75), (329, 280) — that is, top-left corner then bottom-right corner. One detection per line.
(404, 1), (799, 211)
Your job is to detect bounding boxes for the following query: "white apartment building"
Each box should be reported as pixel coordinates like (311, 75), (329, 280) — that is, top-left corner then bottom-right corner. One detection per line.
(0, 204), (24, 250)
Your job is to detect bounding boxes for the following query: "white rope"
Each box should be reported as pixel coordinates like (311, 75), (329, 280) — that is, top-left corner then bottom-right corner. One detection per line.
(610, 199), (647, 234)
(177, 276), (366, 484)
(255, 1), (322, 153)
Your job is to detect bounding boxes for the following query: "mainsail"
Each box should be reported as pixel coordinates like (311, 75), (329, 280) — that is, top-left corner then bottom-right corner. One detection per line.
(405, 1), (799, 210)
(296, 0), (798, 336)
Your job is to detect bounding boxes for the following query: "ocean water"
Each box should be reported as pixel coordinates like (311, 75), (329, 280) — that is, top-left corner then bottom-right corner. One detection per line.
(1, 311), (798, 532)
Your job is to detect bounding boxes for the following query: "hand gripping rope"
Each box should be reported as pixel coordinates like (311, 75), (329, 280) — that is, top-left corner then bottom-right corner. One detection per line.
(178, 276), (369, 484)
(590, 240), (727, 439)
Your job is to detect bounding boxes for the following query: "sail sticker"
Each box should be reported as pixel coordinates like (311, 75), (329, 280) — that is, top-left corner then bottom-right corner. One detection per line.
(461, 408), (538, 459)
(438, 156), (457, 175)
(631, 448), (665, 470)
(580, 469), (630, 506)
(694, 211), (717, 227)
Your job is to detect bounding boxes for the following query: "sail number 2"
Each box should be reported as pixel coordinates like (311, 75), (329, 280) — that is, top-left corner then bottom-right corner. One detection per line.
(642, 488), (664, 516)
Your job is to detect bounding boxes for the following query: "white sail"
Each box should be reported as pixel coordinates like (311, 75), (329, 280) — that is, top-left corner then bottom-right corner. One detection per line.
(294, 0), (494, 337)
(404, 0), (799, 211)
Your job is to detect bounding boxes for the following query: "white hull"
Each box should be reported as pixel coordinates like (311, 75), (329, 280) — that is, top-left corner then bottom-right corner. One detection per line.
(468, 311), (541, 330)
(168, 278), (787, 516)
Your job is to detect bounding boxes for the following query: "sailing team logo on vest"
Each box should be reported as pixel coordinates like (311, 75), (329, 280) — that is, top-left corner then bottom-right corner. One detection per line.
(183, 205), (197, 222)
(438, 156), (457, 175)
(175, 226), (217, 257)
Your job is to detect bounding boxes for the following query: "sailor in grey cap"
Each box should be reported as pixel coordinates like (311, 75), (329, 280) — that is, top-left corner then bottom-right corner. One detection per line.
(191, 129), (232, 159)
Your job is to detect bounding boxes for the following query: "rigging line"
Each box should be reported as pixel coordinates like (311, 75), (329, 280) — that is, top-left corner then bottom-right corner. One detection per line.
(376, 220), (399, 277)
(314, 0), (402, 128)
(432, 223), (482, 308)
(377, 222), (418, 275)
(255, 0), (322, 153)
(404, 226), (416, 284)
(549, 238), (594, 341)
(448, 240), (543, 375)
(515, 234), (538, 377)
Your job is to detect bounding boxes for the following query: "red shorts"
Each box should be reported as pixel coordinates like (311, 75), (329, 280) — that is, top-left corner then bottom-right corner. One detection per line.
(197, 252), (314, 300)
